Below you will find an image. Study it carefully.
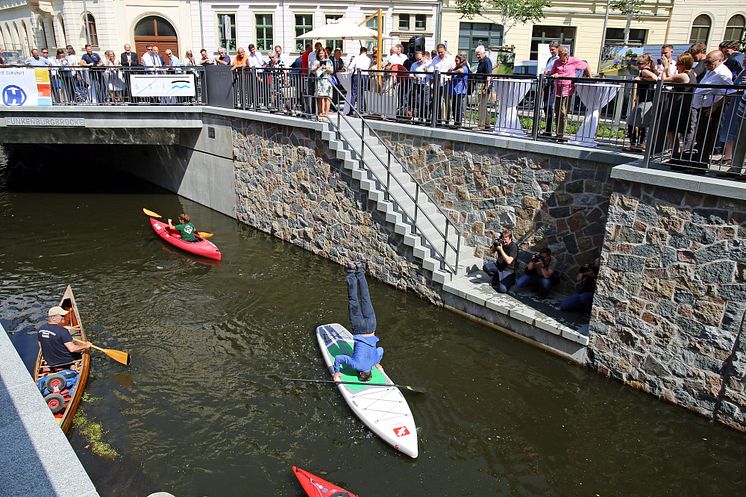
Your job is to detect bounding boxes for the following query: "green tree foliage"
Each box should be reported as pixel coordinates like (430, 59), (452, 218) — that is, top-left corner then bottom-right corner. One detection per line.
(456, 0), (552, 34)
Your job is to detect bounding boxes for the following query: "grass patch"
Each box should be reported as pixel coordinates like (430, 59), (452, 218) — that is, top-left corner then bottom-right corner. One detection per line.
(73, 408), (119, 459)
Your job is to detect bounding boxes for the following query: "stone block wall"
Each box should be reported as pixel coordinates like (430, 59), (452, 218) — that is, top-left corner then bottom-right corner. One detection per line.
(231, 120), (441, 303)
(588, 181), (746, 432)
(377, 131), (614, 292)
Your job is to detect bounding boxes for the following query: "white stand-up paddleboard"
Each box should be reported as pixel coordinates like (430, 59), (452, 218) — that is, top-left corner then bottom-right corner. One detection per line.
(316, 323), (418, 458)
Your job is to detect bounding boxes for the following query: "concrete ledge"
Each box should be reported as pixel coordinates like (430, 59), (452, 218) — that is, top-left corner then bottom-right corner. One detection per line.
(441, 275), (589, 363)
(611, 162), (746, 201)
(0, 324), (99, 497)
(0, 105), (204, 129)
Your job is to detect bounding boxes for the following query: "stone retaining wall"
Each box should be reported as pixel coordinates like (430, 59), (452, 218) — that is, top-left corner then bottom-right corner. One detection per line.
(231, 119), (441, 303)
(376, 131), (613, 293)
(588, 181), (746, 431)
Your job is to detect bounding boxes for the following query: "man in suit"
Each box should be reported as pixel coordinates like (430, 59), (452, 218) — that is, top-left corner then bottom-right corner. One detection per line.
(121, 43), (139, 67)
(120, 43), (139, 102)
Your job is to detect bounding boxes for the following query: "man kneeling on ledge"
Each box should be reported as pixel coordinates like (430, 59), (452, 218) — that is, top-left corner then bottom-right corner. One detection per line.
(482, 229), (517, 293)
(517, 246), (558, 298)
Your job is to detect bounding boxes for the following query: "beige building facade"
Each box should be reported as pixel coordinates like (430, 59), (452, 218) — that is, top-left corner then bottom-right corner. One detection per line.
(439, 0), (746, 73)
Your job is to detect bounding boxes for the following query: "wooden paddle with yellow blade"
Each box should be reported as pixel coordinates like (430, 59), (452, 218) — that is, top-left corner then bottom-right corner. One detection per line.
(142, 208), (214, 238)
(74, 339), (131, 366)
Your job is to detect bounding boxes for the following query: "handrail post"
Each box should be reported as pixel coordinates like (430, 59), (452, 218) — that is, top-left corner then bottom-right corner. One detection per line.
(413, 185), (420, 234)
(532, 75), (544, 140)
(443, 221), (450, 271)
(386, 150), (391, 201)
(431, 70), (440, 128)
(455, 233), (461, 277)
(361, 116), (365, 162)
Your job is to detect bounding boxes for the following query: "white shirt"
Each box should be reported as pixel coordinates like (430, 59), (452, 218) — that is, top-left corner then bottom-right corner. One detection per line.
(431, 54), (456, 74)
(348, 54), (371, 72)
(387, 53), (408, 66)
(143, 53), (162, 67)
(247, 51), (264, 68)
(275, 52), (291, 68)
(693, 63), (734, 109)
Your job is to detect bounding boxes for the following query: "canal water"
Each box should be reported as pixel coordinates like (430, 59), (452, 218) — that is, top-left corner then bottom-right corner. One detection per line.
(1, 148), (744, 497)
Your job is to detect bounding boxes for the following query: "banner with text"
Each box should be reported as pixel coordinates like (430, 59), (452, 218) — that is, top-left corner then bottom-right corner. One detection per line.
(130, 74), (196, 97)
(0, 68), (52, 106)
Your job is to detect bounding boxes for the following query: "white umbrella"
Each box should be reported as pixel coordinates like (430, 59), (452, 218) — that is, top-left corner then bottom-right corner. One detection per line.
(297, 18), (386, 41)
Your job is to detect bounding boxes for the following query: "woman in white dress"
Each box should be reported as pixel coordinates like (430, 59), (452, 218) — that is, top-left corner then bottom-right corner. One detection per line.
(103, 50), (125, 104)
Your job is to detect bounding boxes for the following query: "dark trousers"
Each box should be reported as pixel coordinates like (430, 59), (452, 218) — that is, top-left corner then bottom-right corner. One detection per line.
(483, 262), (515, 293)
(349, 75), (368, 113)
(347, 269), (376, 334)
(543, 81), (554, 133)
(685, 103), (725, 165)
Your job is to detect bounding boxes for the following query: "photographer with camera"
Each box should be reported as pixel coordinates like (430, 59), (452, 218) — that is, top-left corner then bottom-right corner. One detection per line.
(481, 229), (517, 293)
(516, 247), (558, 298)
(560, 257), (600, 312)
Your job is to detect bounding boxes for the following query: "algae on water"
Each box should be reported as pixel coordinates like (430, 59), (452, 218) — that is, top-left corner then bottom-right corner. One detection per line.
(73, 409), (119, 459)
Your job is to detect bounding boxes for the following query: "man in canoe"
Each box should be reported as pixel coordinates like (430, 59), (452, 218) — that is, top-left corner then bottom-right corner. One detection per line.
(38, 306), (91, 368)
(168, 213), (198, 242)
(332, 264), (384, 382)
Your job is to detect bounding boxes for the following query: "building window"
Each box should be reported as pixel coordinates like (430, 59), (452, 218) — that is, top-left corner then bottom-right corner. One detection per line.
(458, 22), (503, 66)
(256, 14), (273, 51)
(604, 28), (647, 47)
(364, 14), (379, 51)
(724, 14), (745, 42)
(530, 25), (576, 60)
(325, 14), (343, 52)
(688, 14), (711, 45)
(415, 14), (427, 31)
(295, 14), (313, 52)
(84, 13), (99, 48)
(217, 13), (236, 51)
(399, 14), (410, 31)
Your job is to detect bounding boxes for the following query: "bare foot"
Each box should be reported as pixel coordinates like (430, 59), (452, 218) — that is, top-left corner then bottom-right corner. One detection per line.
(332, 372), (342, 382)
(374, 364), (384, 372)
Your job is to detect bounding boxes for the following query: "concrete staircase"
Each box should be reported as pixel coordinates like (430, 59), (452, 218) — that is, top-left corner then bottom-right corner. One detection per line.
(321, 114), (482, 283)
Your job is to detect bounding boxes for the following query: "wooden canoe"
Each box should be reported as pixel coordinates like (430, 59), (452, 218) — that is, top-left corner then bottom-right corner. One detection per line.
(33, 285), (91, 434)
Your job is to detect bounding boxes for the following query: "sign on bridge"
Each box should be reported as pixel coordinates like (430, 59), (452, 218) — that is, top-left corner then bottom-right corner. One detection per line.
(0, 68), (52, 107)
(130, 74), (196, 98)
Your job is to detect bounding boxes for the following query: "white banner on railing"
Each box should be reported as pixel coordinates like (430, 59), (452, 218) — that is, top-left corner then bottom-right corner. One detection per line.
(0, 68), (52, 106)
(130, 74), (196, 97)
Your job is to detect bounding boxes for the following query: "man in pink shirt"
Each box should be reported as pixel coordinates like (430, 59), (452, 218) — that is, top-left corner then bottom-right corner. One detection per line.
(550, 47), (589, 137)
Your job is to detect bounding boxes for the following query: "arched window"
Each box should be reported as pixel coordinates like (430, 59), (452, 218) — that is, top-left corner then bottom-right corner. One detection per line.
(724, 14), (745, 42)
(688, 14), (711, 45)
(134, 16), (178, 58)
(83, 12), (99, 48)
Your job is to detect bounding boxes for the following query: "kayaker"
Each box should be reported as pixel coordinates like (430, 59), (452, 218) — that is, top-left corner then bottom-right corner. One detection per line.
(332, 265), (384, 382)
(168, 213), (198, 242)
(38, 306), (91, 368)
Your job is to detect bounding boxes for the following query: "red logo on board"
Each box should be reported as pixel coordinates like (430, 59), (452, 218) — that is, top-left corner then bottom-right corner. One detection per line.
(393, 425), (410, 437)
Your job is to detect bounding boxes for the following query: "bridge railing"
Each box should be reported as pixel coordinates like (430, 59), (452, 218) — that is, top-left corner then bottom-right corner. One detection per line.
(0, 65), (207, 106)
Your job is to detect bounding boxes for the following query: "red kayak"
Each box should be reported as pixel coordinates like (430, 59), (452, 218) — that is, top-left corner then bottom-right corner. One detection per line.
(149, 218), (222, 261)
(292, 466), (358, 497)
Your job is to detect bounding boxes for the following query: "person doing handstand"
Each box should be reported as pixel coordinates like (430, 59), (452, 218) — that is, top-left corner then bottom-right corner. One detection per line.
(332, 264), (384, 383)
(168, 213), (198, 242)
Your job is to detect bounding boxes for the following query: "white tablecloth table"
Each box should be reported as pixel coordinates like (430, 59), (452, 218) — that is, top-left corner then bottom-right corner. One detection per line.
(492, 78), (533, 137)
(570, 82), (620, 147)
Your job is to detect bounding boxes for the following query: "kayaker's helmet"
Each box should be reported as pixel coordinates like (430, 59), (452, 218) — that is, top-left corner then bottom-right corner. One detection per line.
(358, 370), (372, 382)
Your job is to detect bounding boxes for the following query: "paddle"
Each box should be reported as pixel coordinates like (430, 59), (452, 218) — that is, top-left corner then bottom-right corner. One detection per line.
(74, 338), (131, 366)
(142, 208), (214, 238)
(284, 377), (426, 394)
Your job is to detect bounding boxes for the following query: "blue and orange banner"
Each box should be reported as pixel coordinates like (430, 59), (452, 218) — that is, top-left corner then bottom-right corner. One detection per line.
(0, 67), (53, 106)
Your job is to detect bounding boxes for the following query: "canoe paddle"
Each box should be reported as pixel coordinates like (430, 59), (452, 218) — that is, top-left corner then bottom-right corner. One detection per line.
(284, 377), (426, 394)
(74, 338), (131, 366)
(142, 208), (215, 238)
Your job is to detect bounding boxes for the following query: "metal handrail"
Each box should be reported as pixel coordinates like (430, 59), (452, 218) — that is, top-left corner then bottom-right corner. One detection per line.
(328, 72), (463, 274)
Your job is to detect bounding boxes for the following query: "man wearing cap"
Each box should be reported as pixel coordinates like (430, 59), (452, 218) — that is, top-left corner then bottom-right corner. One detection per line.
(38, 306), (91, 368)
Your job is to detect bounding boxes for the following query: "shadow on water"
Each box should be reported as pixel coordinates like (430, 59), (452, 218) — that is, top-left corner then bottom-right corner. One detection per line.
(1, 145), (746, 496)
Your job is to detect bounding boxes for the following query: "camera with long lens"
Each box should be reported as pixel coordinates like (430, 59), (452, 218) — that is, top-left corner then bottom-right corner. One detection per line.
(492, 233), (504, 249)
(531, 253), (542, 264)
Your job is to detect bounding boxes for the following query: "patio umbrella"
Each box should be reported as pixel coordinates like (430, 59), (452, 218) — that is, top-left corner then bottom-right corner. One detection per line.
(297, 18), (385, 41)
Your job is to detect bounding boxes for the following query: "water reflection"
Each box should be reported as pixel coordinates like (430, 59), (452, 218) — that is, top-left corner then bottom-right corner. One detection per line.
(1, 147), (745, 496)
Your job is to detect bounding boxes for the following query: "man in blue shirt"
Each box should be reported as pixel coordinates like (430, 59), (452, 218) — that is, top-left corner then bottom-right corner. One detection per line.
(332, 265), (384, 382)
(38, 306), (91, 368)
